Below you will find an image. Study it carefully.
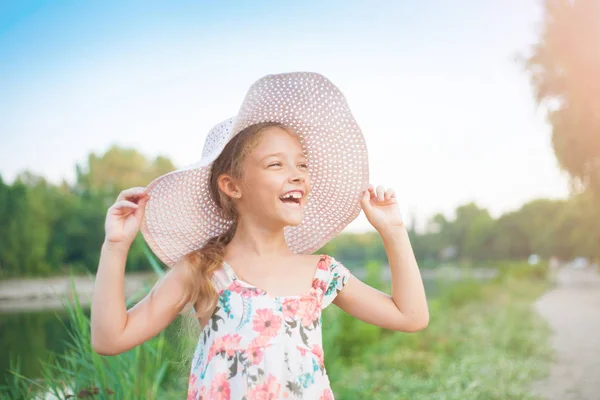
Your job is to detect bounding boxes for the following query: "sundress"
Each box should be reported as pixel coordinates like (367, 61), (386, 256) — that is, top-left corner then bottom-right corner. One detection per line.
(187, 254), (351, 400)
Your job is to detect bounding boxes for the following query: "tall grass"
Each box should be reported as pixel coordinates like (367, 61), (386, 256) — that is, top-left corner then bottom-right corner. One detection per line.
(322, 261), (554, 400)
(0, 243), (191, 400)
(2, 255), (554, 399)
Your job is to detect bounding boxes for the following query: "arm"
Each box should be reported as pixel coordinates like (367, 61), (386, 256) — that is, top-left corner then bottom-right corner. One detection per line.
(333, 184), (429, 332)
(91, 241), (188, 355)
(334, 226), (429, 332)
(90, 186), (189, 356)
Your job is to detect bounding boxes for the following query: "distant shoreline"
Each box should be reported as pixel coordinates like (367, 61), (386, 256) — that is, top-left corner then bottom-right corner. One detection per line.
(0, 272), (157, 313)
(0, 265), (499, 313)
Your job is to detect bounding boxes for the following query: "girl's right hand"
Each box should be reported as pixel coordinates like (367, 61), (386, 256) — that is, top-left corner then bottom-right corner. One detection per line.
(104, 187), (150, 247)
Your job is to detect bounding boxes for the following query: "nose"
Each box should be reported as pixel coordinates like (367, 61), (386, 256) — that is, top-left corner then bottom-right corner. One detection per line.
(289, 173), (305, 183)
(289, 167), (307, 184)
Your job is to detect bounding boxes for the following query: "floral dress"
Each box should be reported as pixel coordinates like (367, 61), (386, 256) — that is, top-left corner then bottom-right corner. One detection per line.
(187, 254), (351, 400)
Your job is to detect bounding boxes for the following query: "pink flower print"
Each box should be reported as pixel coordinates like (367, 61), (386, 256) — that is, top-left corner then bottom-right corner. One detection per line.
(311, 344), (325, 367)
(247, 345), (265, 365)
(317, 256), (330, 271)
(252, 308), (282, 337)
(247, 335), (270, 365)
(313, 277), (328, 294)
(209, 373), (231, 400)
(222, 333), (243, 354)
(296, 345), (308, 356)
(188, 372), (198, 387)
(282, 298), (300, 319)
(297, 295), (320, 327)
(320, 388), (334, 400)
(247, 375), (281, 400)
(208, 333), (242, 362)
(187, 373), (198, 400)
(230, 281), (262, 297)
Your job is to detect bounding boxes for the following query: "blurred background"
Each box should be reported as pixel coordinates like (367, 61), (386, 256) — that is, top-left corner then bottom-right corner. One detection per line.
(1, 1), (598, 399)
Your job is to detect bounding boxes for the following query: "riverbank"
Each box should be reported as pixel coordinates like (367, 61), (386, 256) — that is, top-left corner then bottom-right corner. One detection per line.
(0, 272), (156, 312)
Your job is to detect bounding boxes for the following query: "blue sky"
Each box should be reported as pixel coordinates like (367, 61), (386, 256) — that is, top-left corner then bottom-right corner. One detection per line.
(0, 0), (570, 232)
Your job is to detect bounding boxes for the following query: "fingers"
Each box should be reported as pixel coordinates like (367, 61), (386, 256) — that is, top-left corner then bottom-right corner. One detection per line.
(365, 184), (396, 202)
(110, 200), (140, 213)
(116, 187), (148, 202)
(376, 186), (385, 201)
(361, 187), (372, 211)
(385, 187), (395, 200)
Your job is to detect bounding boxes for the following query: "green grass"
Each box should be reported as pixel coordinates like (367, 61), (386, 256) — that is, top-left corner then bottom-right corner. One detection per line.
(1, 259), (554, 399)
(322, 261), (554, 400)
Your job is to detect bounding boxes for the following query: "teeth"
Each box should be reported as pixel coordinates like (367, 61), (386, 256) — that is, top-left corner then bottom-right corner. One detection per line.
(280, 192), (302, 199)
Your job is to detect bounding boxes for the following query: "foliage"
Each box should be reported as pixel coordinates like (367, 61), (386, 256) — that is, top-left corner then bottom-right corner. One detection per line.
(524, 0), (600, 195)
(2, 149), (599, 279)
(0, 284), (184, 399)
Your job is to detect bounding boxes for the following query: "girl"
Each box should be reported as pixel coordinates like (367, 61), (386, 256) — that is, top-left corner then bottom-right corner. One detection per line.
(91, 72), (429, 399)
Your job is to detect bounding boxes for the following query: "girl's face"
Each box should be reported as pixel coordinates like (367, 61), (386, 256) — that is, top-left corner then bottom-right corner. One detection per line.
(237, 126), (310, 228)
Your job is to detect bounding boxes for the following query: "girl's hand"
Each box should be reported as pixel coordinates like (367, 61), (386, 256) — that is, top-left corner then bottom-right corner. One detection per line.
(360, 184), (404, 233)
(104, 187), (150, 247)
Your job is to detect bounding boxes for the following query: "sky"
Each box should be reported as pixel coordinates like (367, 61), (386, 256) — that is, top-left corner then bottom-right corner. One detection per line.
(0, 0), (571, 233)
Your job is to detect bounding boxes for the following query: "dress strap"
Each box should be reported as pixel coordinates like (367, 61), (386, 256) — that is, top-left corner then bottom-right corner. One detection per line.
(210, 261), (236, 293)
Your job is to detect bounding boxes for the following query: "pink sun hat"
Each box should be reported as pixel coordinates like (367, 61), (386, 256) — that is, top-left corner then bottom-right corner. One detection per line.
(140, 72), (370, 267)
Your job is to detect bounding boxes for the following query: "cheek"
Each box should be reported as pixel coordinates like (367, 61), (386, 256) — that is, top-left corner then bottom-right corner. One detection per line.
(243, 174), (280, 200)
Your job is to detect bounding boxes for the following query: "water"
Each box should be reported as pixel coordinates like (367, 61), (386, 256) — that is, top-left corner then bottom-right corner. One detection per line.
(0, 309), (75, 386)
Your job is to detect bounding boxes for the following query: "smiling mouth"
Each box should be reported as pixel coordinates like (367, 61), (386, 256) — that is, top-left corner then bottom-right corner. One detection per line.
(279, 191), (304, 207)
(280, 197), (302, 207)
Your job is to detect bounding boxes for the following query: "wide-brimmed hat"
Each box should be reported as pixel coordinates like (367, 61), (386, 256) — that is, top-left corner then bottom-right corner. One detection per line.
(140, 72), (369, 267)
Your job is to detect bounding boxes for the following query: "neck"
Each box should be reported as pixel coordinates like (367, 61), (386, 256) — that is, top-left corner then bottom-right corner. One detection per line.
(225, 215), (294, 259)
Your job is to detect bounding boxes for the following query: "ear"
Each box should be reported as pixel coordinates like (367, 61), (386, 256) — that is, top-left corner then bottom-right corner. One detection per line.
(217, 174), (242, 199)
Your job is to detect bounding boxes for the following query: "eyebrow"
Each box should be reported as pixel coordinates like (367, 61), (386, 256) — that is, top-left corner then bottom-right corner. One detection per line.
(260, 152), (307, 161)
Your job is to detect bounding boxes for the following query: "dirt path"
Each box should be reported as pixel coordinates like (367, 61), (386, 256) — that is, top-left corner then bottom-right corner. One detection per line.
(531, 267), (600, 400)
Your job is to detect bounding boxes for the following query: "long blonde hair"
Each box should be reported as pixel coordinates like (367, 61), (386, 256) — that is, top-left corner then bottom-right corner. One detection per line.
(176, 121), (291, 321)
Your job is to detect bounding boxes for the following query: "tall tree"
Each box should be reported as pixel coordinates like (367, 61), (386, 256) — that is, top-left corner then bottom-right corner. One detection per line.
(525, 0), (600, 195)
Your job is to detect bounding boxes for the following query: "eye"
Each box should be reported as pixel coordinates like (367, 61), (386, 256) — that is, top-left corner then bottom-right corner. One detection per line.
(298, 163), (308, 169)
(268, 162), (282, 168)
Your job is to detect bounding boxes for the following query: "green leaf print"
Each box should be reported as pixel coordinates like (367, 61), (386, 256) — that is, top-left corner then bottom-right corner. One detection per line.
(287, 319), (297, 328)
(299, 324), (309, 347)
(229, 352), (238, 378)
(286, 381), (303, 397)
(211, 313), (224, 331)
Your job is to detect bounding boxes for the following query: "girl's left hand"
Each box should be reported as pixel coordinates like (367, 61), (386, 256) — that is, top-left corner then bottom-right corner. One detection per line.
(360, 184), (404, 233)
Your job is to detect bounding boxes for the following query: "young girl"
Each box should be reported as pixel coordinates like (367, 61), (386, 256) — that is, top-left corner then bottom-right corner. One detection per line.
(91, 72), (429, 399)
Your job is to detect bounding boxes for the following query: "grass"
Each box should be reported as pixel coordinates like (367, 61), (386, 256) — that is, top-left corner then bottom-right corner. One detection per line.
(1, 259), (554, 399)
(322, 261), (554, 400)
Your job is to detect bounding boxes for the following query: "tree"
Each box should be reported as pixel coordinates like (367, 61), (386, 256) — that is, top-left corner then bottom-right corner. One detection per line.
(75, 145), (176, 201)
(525, 0), (600, 195)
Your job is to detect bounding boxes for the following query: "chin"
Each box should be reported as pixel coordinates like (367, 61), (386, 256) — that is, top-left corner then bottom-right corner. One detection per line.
(276, 203), (305, 227)
(283, 217), (303, 227)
